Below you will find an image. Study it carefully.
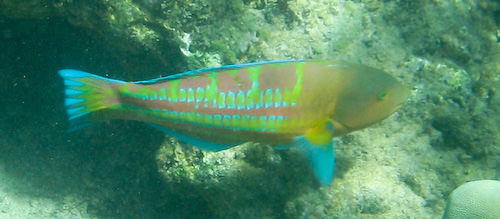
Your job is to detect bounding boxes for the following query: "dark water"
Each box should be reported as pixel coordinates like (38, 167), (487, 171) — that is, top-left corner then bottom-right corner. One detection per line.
(0, 16), (216, 218)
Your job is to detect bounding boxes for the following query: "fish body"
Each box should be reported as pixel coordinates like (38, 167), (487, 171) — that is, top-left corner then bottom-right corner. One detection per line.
(59, 59), (409, 186)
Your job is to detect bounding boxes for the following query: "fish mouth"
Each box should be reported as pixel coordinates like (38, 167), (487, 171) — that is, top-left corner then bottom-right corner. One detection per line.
(396, 93), (410, 109)
(391, 87), (410, 111)
(394, 102), (406, 111)
(388, 100), (407, 116)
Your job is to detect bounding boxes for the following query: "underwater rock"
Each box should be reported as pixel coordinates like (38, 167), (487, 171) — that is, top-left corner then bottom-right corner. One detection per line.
(0, 0), (57, 18)
(155, 137), (315, 218)
(443, 180), (500, 219)
(3, 0), (500, 218)
(384, 0), (499, 65)
(89, 0), (499, 218)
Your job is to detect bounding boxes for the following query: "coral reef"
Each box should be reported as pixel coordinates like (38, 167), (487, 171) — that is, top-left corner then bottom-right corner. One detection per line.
(156, 138), (314, 218)
(443, 180), (500, 219)
(1, 0), (500, 218)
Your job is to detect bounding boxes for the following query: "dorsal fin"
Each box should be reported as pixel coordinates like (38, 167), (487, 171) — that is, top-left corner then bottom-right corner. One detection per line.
(134, 59), (298, 84)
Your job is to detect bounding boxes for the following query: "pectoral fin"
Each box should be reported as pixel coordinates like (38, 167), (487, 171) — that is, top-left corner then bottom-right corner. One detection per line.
(291, 136), (335, 186)
(278, 120), (336, 186)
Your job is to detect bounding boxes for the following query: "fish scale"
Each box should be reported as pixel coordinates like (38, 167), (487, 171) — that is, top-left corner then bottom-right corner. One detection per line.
(117, 62), (304, 134)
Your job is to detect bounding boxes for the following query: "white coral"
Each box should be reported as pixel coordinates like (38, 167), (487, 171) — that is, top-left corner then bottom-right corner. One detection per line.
(443, 180), (500, 219)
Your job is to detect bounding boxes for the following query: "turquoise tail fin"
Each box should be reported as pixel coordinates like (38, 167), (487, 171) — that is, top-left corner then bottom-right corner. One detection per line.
(58, 69), (126, 131)
(284, 136), (335, 186)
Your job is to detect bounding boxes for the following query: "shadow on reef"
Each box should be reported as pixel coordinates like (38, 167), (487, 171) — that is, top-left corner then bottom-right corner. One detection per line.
(0, 16), (222, 218)
(155, 138), (321, 218)
(429, 91), (500, 159)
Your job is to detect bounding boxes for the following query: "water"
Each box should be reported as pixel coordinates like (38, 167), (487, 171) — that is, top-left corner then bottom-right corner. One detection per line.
(1, 1), (500, 218)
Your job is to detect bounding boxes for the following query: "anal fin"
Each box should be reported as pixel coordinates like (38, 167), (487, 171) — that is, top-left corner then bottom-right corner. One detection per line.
(147, 123), (236, 152)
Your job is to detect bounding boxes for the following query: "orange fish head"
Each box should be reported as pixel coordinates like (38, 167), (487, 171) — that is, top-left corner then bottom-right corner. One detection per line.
(330, 65), (410, 136)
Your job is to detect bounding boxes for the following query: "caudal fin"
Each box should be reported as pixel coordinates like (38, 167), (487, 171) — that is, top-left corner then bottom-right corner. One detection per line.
(58, 69), (126, 131)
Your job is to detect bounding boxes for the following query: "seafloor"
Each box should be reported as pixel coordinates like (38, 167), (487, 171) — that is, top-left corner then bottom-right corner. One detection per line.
(0, 0), (499, 218)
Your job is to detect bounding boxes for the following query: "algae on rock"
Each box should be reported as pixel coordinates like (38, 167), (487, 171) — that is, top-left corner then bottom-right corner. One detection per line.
(2, 0), (500, 218)
(155, 137), (314, 218)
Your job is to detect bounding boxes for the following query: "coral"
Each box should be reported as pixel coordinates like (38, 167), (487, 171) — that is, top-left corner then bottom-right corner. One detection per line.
(2, 0), (500, 218)
(443, 180), (500, 219)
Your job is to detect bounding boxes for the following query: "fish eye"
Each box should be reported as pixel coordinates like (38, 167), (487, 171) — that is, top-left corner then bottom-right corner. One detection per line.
(376, 90), (388, 100)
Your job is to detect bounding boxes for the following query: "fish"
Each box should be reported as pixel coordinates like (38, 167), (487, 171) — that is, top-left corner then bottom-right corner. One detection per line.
(58, 59), (410, 186)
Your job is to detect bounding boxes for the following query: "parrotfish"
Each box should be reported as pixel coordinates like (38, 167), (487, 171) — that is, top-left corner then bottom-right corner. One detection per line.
(58, 59), (410, 186)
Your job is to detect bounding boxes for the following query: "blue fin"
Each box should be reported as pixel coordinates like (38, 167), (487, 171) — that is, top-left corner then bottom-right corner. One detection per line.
(281, 136), (335, 186)
(134, 59), (298, 84)
(58, 69), (126, 131)
(146, 123), (236, 152)
(59, 69), (127, 85)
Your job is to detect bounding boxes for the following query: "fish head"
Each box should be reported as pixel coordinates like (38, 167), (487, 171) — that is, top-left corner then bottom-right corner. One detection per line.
(330, 64), (410, 136)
